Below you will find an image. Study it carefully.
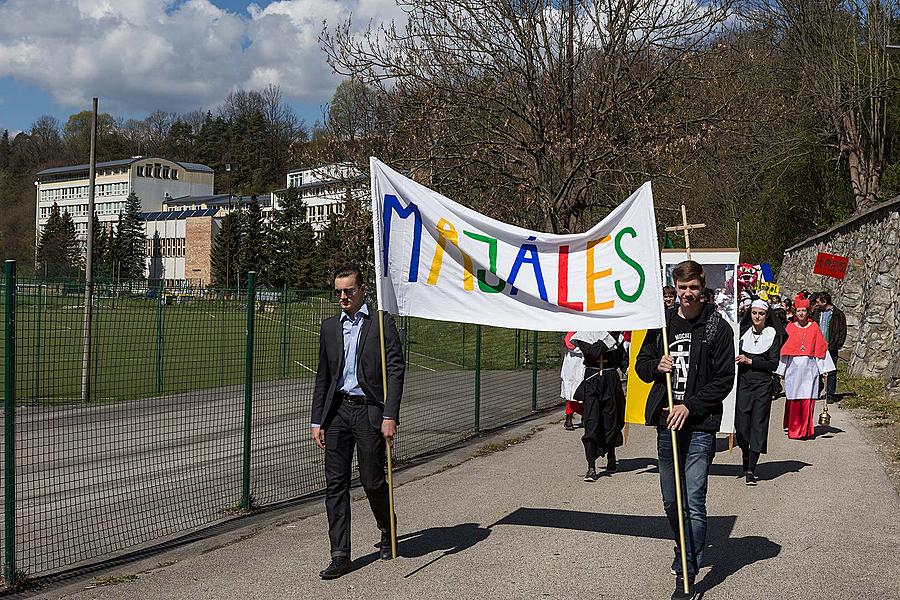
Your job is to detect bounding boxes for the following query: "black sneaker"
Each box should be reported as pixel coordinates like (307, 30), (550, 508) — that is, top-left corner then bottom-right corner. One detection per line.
(745, 471), (758, 486)
(606, 450), (617, 473)
(583, 467), (598, 482)
(319, 556), (352, 579)
(671, 575), (695, 600)
(564, 415), (574, 430)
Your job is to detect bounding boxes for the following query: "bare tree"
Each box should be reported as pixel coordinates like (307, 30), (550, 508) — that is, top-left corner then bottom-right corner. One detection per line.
(322, 0), (737, 232)
(752, 0), (899, 213)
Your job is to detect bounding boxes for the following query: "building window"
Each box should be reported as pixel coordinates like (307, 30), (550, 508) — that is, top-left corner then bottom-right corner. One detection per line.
(171, 169), (178, 180)
(162, 166), (170, 179)
(137, 166), (144, 177)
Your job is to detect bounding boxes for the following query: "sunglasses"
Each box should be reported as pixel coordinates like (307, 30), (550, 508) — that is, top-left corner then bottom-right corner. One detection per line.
(334, 287), (359, 298)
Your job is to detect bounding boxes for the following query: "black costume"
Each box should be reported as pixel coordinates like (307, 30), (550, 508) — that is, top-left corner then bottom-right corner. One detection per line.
(735, 308), (786, 473)
(574, 332), (627, 470)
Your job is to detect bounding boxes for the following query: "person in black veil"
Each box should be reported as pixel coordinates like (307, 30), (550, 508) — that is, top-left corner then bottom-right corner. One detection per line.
(735, 298), (787, 486)
(571, 331), (628, 482)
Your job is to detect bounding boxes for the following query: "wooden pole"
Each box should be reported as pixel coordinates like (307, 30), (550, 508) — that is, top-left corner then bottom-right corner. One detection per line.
(662, 204), (698, 593)
(378, 310), (398, 559)
(662, 327), (690, 593)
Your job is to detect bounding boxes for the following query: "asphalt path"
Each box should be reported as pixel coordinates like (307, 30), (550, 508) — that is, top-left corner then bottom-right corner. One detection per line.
(2, 370), (560, 576)
(36, 398), (900, 600)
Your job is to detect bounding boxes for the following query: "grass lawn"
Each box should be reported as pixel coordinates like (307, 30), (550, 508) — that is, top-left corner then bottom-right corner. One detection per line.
(839, 365), (900, 423)
(3, 285), (561, 405)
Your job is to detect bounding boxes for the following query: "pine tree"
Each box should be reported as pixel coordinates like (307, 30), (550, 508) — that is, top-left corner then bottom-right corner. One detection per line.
(237, 195), (267, 286)
(211, 211), (242, 288)
(267, 188), (316, 288)
(0, 130), (9, 171)
(90, 214), (113, 279)
(314, 213), (345, 287)
(116, 192), (146, 280)
(37, 203), (81, 278)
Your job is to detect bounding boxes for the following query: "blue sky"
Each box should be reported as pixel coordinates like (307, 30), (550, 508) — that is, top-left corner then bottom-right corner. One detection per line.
(0, 0), (403, 136)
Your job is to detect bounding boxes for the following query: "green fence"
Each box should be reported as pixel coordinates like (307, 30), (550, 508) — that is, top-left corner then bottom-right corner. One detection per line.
(0, 262), (563, 581)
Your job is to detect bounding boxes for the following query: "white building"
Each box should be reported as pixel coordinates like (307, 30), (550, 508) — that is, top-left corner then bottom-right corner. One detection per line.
(274, 162), (367, 235)
(35, 157), (215, 246)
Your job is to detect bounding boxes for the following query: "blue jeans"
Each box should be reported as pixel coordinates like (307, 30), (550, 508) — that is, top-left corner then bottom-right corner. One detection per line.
(657, 427), (716, 577)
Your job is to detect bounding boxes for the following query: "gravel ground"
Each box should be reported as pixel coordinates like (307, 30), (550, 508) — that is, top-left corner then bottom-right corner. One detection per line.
(25, 399), (900, 600)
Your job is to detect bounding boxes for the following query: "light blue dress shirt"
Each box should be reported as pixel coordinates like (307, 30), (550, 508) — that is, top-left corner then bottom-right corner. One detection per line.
(338, 303), (368, 396)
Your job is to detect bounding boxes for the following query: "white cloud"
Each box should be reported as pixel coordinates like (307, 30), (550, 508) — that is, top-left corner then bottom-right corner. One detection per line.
(0, 0), (404, 115)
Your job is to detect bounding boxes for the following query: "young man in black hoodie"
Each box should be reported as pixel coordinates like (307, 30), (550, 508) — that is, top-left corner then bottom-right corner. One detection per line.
(636, 261), (735, 599)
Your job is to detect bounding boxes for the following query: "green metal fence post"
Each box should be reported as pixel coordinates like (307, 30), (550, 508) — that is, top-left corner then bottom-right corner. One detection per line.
(4, 260), (17, 584)
(155, 281), (164, 394)
(33, 283), (42, 401)
(278, 284), (287, 379)
(514, 329), (520, 369)
(531, 331), (538, 411)
(474, 324), (482, 432)
(461, 323), (466, 368)
(241, 271), (257, 510)
(218, 292), (225, 387)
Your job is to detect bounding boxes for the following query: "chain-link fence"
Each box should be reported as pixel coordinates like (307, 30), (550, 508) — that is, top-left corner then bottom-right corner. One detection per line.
(0, 262), (563, 581)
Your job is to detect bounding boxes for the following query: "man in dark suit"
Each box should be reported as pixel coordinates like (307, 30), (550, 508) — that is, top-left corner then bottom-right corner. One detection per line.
(311, 264), (405, 579)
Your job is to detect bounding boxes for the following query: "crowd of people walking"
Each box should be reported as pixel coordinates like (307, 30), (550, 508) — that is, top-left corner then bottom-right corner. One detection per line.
(558, 263), (848, 599)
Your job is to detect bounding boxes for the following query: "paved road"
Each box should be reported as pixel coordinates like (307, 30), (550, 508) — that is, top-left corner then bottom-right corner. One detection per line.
(2, 370), (560, 576)
(34, 399), (900, 600)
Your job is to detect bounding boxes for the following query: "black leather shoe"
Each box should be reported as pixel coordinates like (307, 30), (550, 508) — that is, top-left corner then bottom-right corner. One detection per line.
(671, 575), (695, 599)
(380, 531), (394, 560)
(319, 556), (351, 579)
(564, 415), (574, 430)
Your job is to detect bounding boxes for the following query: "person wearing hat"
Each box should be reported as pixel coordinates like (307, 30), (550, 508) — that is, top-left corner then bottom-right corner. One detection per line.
(776, 297), (835, 440)
(735, 299), (786, 484)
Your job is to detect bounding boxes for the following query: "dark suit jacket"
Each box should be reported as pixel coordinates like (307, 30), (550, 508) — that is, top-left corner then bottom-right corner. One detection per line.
(815, 306), (847, 355)
(311, 305), (405, 429)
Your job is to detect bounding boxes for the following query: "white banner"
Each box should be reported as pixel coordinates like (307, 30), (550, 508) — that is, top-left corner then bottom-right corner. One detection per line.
(371, 157), (665, 331)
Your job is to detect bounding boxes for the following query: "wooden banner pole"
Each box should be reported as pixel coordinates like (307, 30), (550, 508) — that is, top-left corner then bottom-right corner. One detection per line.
(378, 310), (398, 559)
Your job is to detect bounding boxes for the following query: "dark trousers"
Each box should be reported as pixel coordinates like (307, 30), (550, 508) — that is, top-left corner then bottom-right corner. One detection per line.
(657, 428), (716, 577)
(324, 401), (392, 558)
(826, 351), (839, 403)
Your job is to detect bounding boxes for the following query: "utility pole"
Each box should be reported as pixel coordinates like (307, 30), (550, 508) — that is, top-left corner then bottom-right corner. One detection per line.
(80, 98), (98, 403)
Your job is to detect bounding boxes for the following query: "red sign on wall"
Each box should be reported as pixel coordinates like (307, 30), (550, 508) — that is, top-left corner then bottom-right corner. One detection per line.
(813, 252), (849, 279)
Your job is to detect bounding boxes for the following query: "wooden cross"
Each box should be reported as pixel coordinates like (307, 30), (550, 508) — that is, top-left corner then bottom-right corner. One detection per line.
(664, 204), (706, 260)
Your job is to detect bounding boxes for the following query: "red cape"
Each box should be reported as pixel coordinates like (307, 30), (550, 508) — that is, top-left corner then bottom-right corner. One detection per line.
(781, 321), (828, 359)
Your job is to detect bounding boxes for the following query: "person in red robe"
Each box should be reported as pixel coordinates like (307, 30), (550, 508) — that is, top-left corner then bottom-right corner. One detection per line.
(776, 297), (835, 440)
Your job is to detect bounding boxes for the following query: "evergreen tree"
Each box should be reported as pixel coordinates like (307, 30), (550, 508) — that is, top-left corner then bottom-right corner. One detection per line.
(165, 119), (195, 161)
(211, 211), (242, 288)
(314, 212), (345, 287)
(116, 192), (146, 280)
(0, 130), (9, 171)
(237, 195), (267, 286)
(37, 203), (81, 278)
(339, 187), (375, 281)
(267, 188), (316, 288)
(90, 214), (113, 279)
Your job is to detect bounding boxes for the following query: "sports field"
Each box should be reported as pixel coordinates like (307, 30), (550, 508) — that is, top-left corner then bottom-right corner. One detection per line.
(4, 283), (562, 404)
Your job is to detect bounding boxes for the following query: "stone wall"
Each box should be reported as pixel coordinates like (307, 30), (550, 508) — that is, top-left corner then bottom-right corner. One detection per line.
(777, 197), (900, 396)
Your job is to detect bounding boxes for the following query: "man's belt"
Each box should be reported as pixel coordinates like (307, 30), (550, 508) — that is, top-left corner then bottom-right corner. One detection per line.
(335, 391), (381, 407)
